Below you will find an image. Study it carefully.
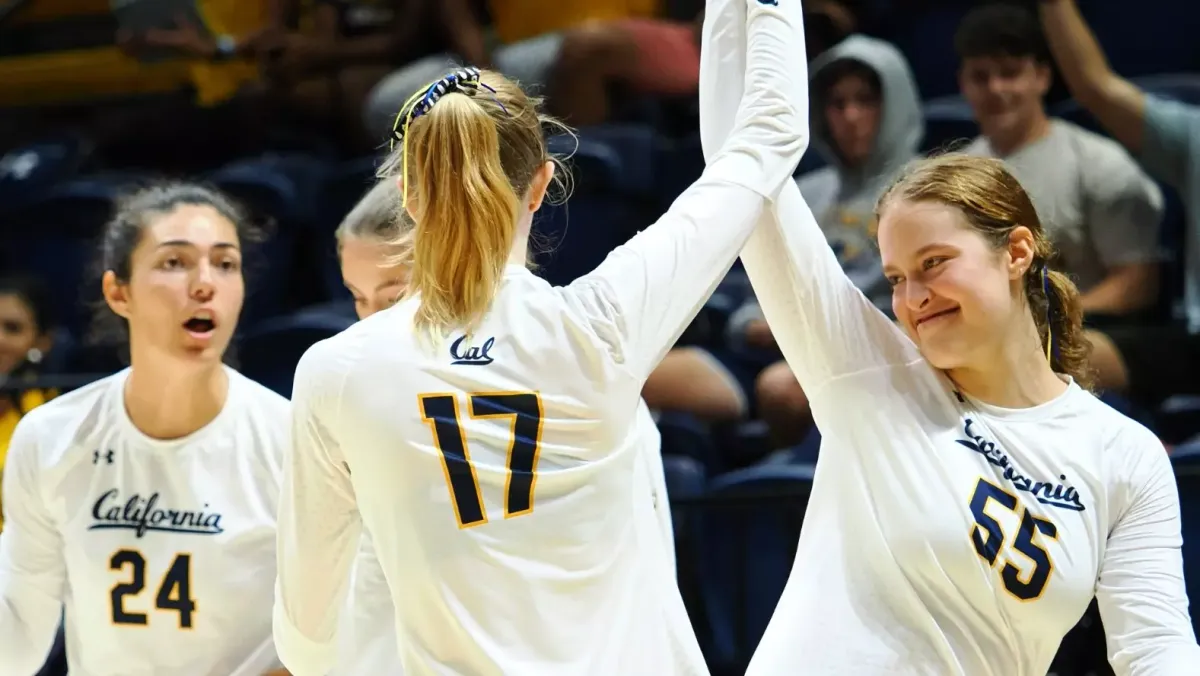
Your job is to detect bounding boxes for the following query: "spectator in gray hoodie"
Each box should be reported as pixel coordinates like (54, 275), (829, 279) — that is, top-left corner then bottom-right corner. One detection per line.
(735, 34), (924, 449)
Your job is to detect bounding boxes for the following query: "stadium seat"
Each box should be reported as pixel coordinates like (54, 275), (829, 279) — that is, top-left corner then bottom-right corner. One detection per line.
(532, 135), (653, 285)
(570, 123), (659, 196)
(236, 311), (355, 398)
(207, 155), (331, 326)
(654, 133), (704, 213)
(697, 463), (815, 672)
(0, 133), (92, 221)
(1170, 442), (1200, 640)
(657, 412), (719, 470)
(921, 95), (978, 153)
(316, 156), (382, 301)
(662, 453), (706, 543)
(1160, 396), (1200, 446)
(2, 172), (147, 335)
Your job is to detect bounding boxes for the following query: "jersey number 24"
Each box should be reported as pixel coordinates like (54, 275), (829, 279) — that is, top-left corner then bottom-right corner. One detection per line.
(420, 392), (543, 529)
(110, 550), (196, 628)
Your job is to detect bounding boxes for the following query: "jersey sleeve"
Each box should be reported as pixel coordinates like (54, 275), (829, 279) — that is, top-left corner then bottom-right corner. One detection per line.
(697, 0), (915, 399)
(740, 184), (922, 395)
(0, 414), (68, 675)
(563, 0), (808, 381)
(1097, 431), (1200, 674)
(273, 338), (362, 676)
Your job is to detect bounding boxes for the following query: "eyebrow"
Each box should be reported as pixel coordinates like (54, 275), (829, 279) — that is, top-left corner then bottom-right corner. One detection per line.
(374, 278), (405, 291)
(156, 240), (240, 251)
(881, 243), (955, 274)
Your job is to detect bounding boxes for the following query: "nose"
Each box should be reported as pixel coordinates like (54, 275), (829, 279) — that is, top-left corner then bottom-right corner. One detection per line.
(904, 278), (932, 312)
(841, 102), (864, 124)
(190, 261), (216, 302)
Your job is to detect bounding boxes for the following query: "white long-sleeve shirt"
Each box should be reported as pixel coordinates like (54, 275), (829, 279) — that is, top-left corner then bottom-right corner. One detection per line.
(272, 2), (808, 673)
(331, 400), (673, 675)
(696, 2), (1200, 673)
(0, 367), (290, 676)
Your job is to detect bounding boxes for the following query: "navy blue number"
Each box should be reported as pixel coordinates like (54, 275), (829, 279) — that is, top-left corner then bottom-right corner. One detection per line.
(421, 392), (543, 528)
(110, 550), (196, 627)
(110, 549), (148, 625)
(968, 478), (1057, 601)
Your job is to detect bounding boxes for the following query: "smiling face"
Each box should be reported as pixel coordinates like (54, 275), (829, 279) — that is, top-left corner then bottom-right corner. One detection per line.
(959, 54), (1049, 145)
(878, 198), (1035, 370)
(103, 204), (244, 364)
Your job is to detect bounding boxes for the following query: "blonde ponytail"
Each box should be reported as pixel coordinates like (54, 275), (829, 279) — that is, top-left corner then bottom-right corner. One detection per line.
(405, 93), (520, 336)
(377, 68), (569, 338)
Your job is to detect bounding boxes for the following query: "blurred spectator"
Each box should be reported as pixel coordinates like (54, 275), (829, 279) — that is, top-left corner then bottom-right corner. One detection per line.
(956, 4), (1164, 323)
(732, 34), (923, 449)
(123, 0), (273, 107)
(0, 275), (58, 532)
(1037, 0), (1200, 405)
(363, 0), (702, 131)
(249, 0), (446, 150)
(642, 346), (749, 422)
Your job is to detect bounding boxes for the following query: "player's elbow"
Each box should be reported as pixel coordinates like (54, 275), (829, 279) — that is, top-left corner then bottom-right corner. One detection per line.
(272, 598), (335, 676)
(1110, 635), (1200, 675)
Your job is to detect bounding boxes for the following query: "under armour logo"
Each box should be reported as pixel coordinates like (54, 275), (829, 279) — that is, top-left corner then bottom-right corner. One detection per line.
(93, 450), (114, 465)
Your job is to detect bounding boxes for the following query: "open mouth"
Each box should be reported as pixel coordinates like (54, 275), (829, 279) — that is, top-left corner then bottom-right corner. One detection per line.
(183, 313), (217, 338)
(916, 308), (959, 327)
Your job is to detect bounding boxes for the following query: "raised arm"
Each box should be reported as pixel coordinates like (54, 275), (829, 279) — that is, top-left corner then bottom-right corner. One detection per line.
(1096, 432), (1200, 674)
(273, 340), (362, 676)
(1037, 0), (1147, 154)
(0, 415), (68, 675)
(698, 0), (915, 397)
(568, 0), (808, 381)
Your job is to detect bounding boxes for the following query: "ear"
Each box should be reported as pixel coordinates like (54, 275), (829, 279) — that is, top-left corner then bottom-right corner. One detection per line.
(102, 270), (132, 320)
(1006, 226), (1037, 280)
(525, 161), (556, 214)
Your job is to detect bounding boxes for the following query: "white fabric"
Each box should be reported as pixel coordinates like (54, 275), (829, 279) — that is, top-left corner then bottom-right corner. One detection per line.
(0, 367), (289, 676)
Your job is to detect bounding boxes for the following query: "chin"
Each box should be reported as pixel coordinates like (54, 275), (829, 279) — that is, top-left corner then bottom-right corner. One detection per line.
(916, 338), (969, 372)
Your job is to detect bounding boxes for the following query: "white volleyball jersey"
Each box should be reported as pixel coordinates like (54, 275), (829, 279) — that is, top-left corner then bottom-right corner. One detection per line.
(333, 399), (672, 676)
(0, 367), (290, 676)
(273, 2), (810, 664)
(694, 2), (1200, 670)
(635, 400), (675, 569)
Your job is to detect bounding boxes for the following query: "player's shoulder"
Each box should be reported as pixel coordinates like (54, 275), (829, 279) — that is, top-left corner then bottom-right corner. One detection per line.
(15, 370), (124, 442)
(1069, 386), (1165, 468)
(9, 371), (125, 471)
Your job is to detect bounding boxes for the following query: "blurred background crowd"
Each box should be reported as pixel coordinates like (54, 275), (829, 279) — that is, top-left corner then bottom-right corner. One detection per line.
(1, 0), (1198, 674)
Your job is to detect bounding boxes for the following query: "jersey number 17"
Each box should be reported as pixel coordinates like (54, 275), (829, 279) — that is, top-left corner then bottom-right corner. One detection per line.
(420, 391), (543, 529)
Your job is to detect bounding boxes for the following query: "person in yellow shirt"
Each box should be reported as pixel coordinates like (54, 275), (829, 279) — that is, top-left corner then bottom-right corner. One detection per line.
(364, 0), (702, 131)
(0, 276), (57, 532)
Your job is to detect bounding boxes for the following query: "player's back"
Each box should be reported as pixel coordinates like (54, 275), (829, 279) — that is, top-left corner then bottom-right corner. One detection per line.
(319, 265), (696, 675)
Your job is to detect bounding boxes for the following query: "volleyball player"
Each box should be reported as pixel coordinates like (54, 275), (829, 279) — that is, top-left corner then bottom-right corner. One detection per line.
(272, 0), (808, 672)
(0, 184), (291, 675)
(328, 172), (683, 672)
(696, 2), (1200, 673)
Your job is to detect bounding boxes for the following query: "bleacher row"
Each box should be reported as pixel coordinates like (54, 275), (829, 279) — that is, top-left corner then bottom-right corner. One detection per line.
(3, 87), (1200, 672)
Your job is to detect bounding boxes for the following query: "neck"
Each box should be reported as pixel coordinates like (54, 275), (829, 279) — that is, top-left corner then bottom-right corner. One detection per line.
(507, 231), (531, 268)
(947, 318), (1067, 408)
(124, 355), (229, 440)
(986, 111), (1051, 157)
